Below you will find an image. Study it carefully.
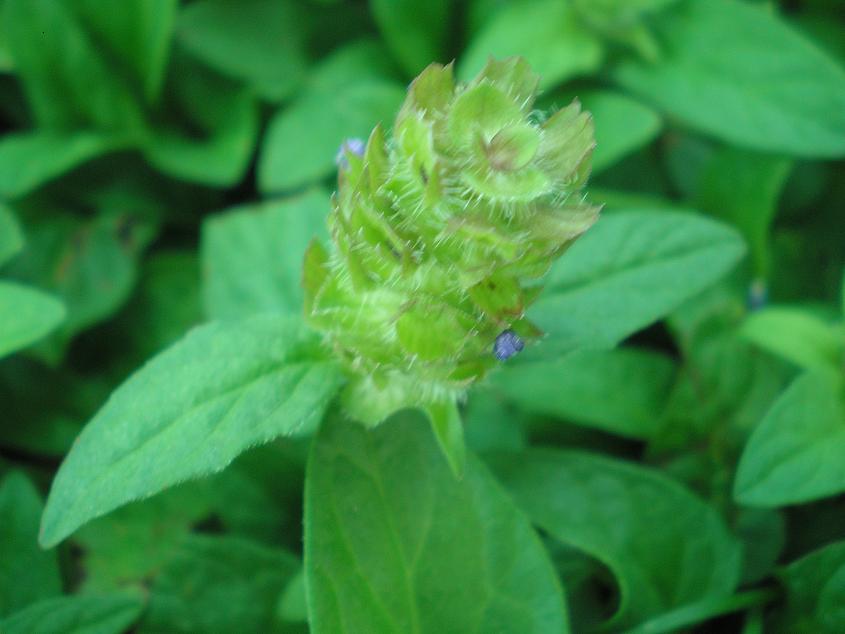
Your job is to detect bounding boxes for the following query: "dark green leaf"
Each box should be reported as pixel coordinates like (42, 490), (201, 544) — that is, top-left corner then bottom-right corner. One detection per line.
(526, 210), (746, 360)
(613, 0), (845, 157)
(67, 0), (178, 103)
(0, 281), (65, 359)
(39, 315), (345, 547)
(177, 0), (308, 102)
(0, 592), (144, 634)
(0, 204), (23, 266)
(734, 371), (845, 507)
(0, 472), (61, 617)
(460, 0), (603, 90)
(202, 190), (330, 320)
(489, 449), (742, 629)
(140, 534), (300, 634)
(492, 347), (676, 439)
(0, 132), (124, 199)
(305, 411), (569, 633)
(4, 0), (146, 132)
(696, 147), (791, 277)
(370, 0), (450, 76)
(773, 540), (845, 633)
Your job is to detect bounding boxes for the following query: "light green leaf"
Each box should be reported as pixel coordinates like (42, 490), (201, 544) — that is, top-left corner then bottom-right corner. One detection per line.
(613, 0), (845, 157)
(259, 80), (405, 192)
(0, 472), (61, 618)
(489, 449), (742, 629)
(460, 0), (603, 90)
(68, 0), (178, 103)
(4, 0), (146, 132)
(773, 541), (845, 633)
(0, 281), (65, 359)
(526, 210), (746, 360)
(140, 534), (300, 634)
(492, 347), (676, 439)
(696, 147), (791, 277)
(0, 204), (23, 266)
(305, 411), (568, 634)
(177, 0), (308, 102)
(0, 592), (144, 634)
(39, 315), (345, 547)
(581, 91), (662, 173)
(201, 189), (330, 320)
(423, 397), (466, 476)
(0, 132), (124, 199)
(734, 371), (845, 507)
(741, 307), (844, 373)
(370, 0), (450, 76)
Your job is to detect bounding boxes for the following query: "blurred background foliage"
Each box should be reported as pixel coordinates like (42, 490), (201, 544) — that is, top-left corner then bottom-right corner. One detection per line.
(0, 0), (844, 632)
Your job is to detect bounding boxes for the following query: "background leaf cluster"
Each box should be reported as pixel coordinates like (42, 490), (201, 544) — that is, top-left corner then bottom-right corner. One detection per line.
(1, 0), (844, 632)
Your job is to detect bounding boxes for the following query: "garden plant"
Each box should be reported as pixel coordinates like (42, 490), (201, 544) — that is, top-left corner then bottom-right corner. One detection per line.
(0, 0), (844, 633)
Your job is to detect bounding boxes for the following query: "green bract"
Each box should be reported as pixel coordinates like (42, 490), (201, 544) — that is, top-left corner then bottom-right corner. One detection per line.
(303, 57), (598, 426)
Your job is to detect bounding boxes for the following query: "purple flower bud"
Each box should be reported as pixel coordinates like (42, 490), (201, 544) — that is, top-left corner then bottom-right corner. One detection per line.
(335, 138), (366, 169)
(493, 329), (524, 361)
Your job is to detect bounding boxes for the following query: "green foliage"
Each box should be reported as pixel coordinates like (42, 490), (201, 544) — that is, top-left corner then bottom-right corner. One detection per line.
(489, 449), (742, 629)
(1, 0), (843, 631)
(305, 412), (568, 633)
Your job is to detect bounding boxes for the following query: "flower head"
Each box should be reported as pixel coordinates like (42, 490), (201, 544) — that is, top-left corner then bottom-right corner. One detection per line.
(303, 57), (599, 424)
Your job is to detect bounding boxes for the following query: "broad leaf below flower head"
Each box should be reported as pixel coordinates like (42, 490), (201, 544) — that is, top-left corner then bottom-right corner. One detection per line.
(305, 411), (568, 634)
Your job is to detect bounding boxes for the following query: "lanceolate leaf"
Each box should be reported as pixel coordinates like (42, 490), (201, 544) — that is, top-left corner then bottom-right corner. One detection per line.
(488, 449), (742, 629)
(0, 281), (65, 359)
(525, 210), (746, 360)
(734, 371), (845, 507)
(613, 0), (845, 157)
(305, 412), (568, 634)
(0, 592), (144, 634)
(40, 315), (345, 547)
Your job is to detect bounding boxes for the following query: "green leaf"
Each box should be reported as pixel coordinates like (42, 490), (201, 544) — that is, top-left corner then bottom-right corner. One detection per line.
(0, 132), (125, 199)
(5, 212), (153, 360)
(491, 347), (676, 439)
(613, 0), (845, 157)
(422, 397), (466, 476)
(0, 592), (144, 634)
(741, 307), (844, 373)
(460, 0), (603, 90)
(526, 210), (746, 360)
(581, 91), (662, 174)
(39, 314), (345, 547)
(67, 0), (178, 103)
(0, 281), (65, 359)
(140, 534), (300, 634)
(696, 147), (792, 277)
(0, 204), (23, 266)
(201, 189), (330, 320)
(259, 80), (405, 192)
(3, 0), (146, 132)
(773, 541), (845, 633)
(370, 0), (450, 76)
(305, 411), (569, 634)
(489, 449), (742, 629)
(0, 472), (62, 617)
(621, 588), (776, 634)
(143, 56), (258, 187)
(734, 371), (845, 507)
(177, 0), (308, 102)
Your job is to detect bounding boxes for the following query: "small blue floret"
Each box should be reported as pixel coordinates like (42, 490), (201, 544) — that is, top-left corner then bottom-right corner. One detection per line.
(494, 329), (524, 361)
(335, 138), (366, 169)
